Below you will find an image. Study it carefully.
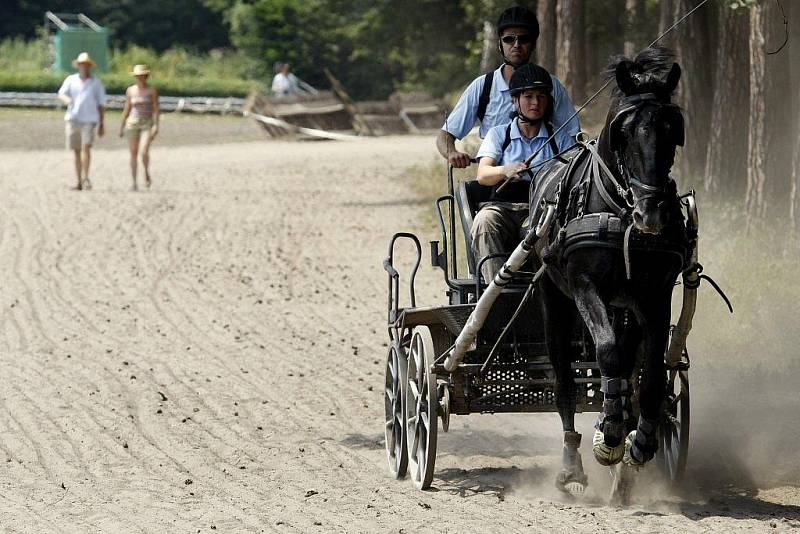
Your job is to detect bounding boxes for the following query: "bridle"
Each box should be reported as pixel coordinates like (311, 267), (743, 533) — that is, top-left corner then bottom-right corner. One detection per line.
(605, 92), (684, 212)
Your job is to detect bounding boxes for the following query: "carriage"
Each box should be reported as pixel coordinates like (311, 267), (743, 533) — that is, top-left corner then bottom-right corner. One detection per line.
(382, 163), (693, 490)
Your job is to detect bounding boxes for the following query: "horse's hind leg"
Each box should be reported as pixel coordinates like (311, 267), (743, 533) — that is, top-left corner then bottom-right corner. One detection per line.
(571, 276), (629, 466)
(541, 276), (587, 494)
(625, 300), (670, 466)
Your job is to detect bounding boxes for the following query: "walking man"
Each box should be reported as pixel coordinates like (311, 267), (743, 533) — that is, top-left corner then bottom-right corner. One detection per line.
(436, 5), (580, 168)
(57, 52), (106, 190)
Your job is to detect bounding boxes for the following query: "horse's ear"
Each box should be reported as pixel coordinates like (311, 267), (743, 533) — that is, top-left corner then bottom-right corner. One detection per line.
(615, 61), (637, 96)
(665, 63), (681, 94)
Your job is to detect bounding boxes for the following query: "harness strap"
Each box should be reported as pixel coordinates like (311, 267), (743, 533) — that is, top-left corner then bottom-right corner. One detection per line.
(502, 121), (559, 157)
(501, 122), (512, 153)
(477, 71), (494, 123)
(623, 222), (634, 280)
(545, 121), (560, 156)
(586, 142), (629, 218)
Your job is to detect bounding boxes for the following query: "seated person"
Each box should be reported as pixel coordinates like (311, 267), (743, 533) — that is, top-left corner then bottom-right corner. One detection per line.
(472, 63), (577, 281)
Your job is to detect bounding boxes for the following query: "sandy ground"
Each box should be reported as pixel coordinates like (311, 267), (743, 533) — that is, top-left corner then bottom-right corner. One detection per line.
(0, 125), (798, 532)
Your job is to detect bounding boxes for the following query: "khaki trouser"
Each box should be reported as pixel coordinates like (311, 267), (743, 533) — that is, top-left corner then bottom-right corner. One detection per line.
(470, 202), (529, 281)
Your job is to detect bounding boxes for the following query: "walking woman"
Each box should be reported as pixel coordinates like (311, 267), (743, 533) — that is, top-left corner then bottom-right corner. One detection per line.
(119, 64), (159, 190)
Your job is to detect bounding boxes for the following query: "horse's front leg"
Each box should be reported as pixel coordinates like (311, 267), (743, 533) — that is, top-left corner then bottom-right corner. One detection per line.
(541, 275), (587, 494)
(571, 275), (629, 466)
(624, 298), (670, 466)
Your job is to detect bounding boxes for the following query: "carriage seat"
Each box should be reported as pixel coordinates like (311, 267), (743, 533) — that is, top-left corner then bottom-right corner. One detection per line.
(455, 180), (493, 275)
(456, 179), (535, 283)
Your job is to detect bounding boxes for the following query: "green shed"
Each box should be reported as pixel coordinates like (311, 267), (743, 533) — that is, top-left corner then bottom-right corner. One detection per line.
(45, 12), (109, 73)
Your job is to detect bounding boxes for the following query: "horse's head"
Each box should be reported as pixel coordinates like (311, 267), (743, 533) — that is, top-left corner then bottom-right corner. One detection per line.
(602, 48), (685, 234)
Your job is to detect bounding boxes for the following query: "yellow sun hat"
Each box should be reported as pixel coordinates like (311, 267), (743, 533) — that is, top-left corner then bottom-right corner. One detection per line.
(131, 64), (151, 76)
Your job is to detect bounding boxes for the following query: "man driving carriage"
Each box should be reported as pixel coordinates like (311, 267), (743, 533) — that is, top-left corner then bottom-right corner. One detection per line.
(473, 63), (576, 281)
(435, 5), (580, 169)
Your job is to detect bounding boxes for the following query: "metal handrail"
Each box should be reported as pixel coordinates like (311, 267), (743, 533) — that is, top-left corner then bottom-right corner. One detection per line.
(383, 232), (422, 324)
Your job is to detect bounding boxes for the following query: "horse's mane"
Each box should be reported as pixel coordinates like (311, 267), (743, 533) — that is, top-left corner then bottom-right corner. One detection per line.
(603, 46), (677, 97)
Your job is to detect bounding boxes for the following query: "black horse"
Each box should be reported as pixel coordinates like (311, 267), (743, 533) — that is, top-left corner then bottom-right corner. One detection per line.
(530, 47), (689, 494)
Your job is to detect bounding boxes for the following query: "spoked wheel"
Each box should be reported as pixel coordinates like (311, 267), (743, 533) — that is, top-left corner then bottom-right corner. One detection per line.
(406, 326), (438, 490)
(384, 343), (408, 478)
(658, 368), (690, 481)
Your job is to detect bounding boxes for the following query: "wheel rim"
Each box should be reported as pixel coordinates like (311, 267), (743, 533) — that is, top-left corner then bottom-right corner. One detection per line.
(659, 369), (689, 481)
(406, 327), (438, 489)
(384, 345), (407, 478)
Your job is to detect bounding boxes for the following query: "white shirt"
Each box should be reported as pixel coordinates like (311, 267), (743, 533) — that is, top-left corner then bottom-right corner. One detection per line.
(58, 73), (107, 123)
(271, 73), (299, 96)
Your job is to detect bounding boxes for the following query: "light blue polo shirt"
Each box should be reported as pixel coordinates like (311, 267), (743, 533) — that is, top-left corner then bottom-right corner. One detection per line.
(476, 119), (576, 175)
(441, 63), (581, 139)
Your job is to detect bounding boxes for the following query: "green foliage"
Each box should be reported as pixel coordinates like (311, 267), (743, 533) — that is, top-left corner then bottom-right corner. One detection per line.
(2, 0), (229, 52)
(210, 0), (476, 100)
(108, 44), (258, 80)
(0, 36), (49, 71)
(0, 37), (260, 96)
(0, 70), (256, 97)
(1, 0), (703, 101)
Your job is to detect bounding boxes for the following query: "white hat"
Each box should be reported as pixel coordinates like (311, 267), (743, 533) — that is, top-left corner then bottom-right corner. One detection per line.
(72, 52), (97, 68)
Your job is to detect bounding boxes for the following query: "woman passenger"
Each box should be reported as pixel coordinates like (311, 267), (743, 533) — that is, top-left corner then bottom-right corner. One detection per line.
(119, 64), (159, 190)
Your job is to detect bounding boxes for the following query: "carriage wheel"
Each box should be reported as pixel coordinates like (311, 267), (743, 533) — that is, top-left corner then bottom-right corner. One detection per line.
(658, 368), (689, 481)
(384, 344), (408, 478)
(406, 326), (438, 490)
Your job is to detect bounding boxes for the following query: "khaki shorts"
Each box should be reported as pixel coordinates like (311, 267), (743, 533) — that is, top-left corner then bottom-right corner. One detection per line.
(124, 116), (154, 140)
(66, 121), (96, 150)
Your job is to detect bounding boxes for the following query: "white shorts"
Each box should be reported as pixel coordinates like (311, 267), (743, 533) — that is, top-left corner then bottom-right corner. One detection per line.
(66, 121), (96, 150)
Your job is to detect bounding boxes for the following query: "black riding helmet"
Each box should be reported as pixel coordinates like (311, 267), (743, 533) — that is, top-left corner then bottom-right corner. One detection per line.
(509, 63), (553, 122)
(497, 6), (540, 67)
(497, 5), (540, 37)
(509, 63), (552, 96)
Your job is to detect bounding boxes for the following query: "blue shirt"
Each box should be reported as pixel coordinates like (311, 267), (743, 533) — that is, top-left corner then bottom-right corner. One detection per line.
(441, 63), (581, 139)
(476, 119), (576, 177)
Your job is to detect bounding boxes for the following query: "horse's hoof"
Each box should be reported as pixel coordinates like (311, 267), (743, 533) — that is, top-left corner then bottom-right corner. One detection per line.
(592, 429), (624, 466)
(609, 463), (637, 506)
(623, 430), (654, 467)
(555, 469), (588, 497)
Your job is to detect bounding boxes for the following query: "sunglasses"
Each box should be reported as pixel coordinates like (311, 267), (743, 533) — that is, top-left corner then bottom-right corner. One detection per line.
(501, 33), (534, 45)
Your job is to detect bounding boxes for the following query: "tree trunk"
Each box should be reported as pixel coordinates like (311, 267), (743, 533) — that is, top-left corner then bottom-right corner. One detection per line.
(624, 0), (646, 57)
(659, 0), (676, 48)
(747, 0), (792, 224)
(537, 0), (558, 72)
(746, 4), (768, 221)
(672, 0), (714, 182)
(791, 2), (800, 234)
(763, 0), (792, 219)
(556, 0), (586, 101)
(792, 114), (800, 235)
(480, 21), (497, 74)
(704, 3), (749, 197)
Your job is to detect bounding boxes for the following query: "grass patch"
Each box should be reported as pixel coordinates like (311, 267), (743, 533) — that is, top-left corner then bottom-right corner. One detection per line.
(0, 38), (262, 97)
